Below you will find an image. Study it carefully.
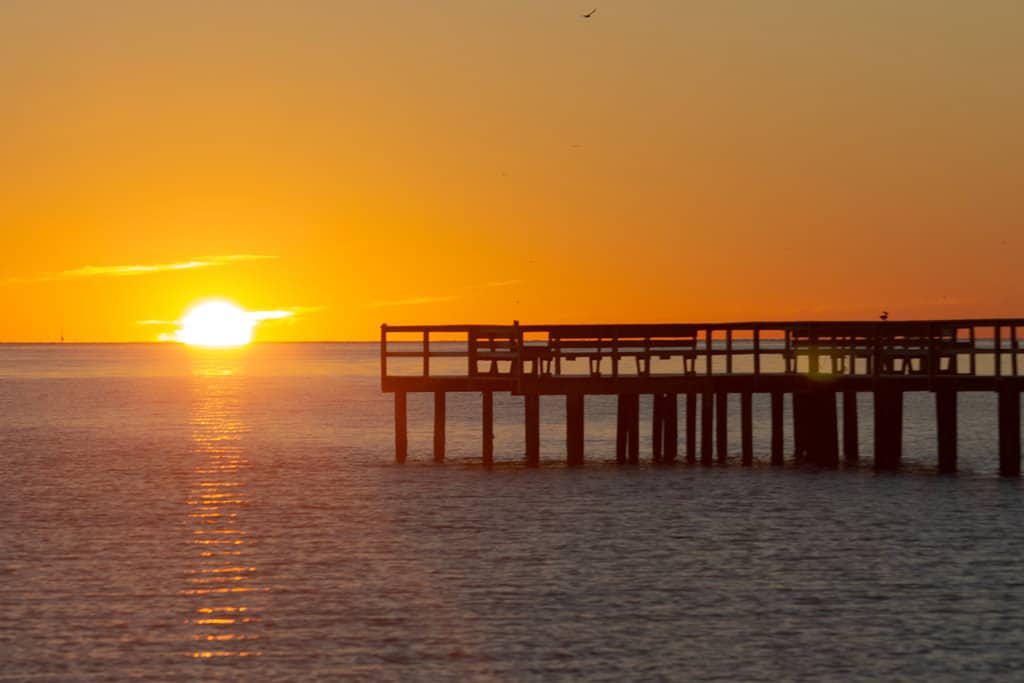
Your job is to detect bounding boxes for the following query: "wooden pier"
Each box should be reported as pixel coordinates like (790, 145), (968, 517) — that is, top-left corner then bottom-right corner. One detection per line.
(380, 320), (1024, 475)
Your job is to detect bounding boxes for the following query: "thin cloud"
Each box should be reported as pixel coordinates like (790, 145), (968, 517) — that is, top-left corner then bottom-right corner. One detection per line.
(473, 279), (522, 290)
(137, 304), (322, 327)
(371, 295), (459, 308)
(370, 280), (522, 308)
(9, 254), (276, 283)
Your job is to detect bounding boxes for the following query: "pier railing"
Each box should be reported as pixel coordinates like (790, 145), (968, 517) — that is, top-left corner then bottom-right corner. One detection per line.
(381, 320), (1024, 389)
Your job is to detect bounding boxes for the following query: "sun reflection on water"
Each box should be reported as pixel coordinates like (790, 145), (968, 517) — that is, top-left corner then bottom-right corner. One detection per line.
(183, 350), (264, 659)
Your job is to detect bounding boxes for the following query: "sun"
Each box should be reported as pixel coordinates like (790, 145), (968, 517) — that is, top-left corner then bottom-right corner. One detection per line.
(176, 301), (255, 348)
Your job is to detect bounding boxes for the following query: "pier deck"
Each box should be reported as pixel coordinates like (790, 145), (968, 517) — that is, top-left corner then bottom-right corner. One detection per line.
(380, 320), (1024, 474)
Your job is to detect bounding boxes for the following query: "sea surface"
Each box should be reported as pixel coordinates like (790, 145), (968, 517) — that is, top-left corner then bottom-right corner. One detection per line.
(1, 343), (1022, 681)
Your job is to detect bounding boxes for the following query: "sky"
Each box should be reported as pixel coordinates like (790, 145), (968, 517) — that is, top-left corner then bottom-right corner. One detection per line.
(1, 1), (1022, 342)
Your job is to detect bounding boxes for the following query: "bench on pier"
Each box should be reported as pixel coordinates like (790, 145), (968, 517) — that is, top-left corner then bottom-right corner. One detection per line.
(471, 335), (519, 376)
(786, 324), (971, 376)
(524, 334), (700, 378)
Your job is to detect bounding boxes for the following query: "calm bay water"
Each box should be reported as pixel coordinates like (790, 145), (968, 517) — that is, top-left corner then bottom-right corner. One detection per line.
(1, 343), (1023, 681)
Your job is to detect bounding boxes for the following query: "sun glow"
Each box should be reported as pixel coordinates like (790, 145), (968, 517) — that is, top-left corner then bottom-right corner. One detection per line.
(176, 302), (256, 348)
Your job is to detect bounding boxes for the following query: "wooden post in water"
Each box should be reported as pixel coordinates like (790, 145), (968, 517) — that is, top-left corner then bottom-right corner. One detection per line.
(843, 391), (859, 463)
(936, 389), (957, 473)
(525, 394), (540, 467)
(685, 391), (697, 464)
(770, 392), (784, 466)
(792, 392), (808, 461)
(482, 391), (494, 466)
(433, 391), (446, 463)
(874, 387), (903, 470)
(716, 391), (728, 464)
(664, 394), (679, 463)
(394, 391), (407, 464)
(616, 394), (628, 464)
(566, 393), (585, 466)
(741, 392), (753, 466)
(701, 390), (713, 465)
(811, 391), (839, 468)
(627, 393), (640, 464)
(998, 388), (1020, 477)
(652, 394), (664, 464)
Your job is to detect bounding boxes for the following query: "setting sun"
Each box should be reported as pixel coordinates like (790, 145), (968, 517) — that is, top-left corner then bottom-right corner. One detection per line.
(176, 302), (255, 348)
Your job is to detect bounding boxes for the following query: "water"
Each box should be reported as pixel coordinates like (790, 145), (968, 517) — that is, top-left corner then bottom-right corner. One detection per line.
(1, 343), (1022, 681)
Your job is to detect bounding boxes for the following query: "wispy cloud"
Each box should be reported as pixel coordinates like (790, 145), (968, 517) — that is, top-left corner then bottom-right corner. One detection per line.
(137, 304), (322, 327)
(371, 279), (522, 308)
(370, 295), (459, 308)
(8, 254), (276, 283)
(472, 279), (522, 290)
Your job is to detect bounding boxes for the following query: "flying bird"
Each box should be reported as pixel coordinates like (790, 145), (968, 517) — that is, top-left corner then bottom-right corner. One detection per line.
(880, 311), (889, 321)
(582, 8), (597, 18)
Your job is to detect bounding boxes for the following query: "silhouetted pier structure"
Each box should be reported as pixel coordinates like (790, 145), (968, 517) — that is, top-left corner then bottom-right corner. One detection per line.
(380, 320), (1024, 475)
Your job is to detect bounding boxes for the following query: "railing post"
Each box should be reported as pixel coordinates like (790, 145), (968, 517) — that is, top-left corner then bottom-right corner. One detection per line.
(423, 330), (430, 377)
(1013, 325), (1019, 377)
(784, 328), (792, 373)
(995, 324), (1002, 377)
(753, 327), (761, 376)
(380, 324), (388, 385)
(928, 322), (935, 383)
(726, 329), (733, 374)
(809, 330), (820, 375)
(513, 321), (522, 388)
(969, 325), (976, 375)
(705, 327), (713, 376)
(872, 324), (880, 378)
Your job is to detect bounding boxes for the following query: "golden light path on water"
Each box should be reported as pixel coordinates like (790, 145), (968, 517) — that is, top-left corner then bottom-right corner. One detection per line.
(182, 349), (265, 659)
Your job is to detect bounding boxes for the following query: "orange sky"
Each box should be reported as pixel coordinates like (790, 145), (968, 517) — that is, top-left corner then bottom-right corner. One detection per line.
(2, 1), (1022, 342)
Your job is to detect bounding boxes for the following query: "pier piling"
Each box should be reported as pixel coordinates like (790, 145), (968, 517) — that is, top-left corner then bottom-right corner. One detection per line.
(701, 391), (713, 465)
(482, 391), (494, 466)
(936, 389), (957, 473)
(741, 392), (753, 466)
(433, 391), (446, 463)
(812, 391), (840, 468)
(617, 394), (640, 464)
(998, 388), (1020, 477)
(525, 394), (540, 467)
(652, 394), (664, 463)
(616, 395), (628, 464)
(664, 394), (679, 463)
(686, 391), (697, 464)
(770, 392), (784, 466)
(843, 391), (859, 463)
(395, 391), (407, 464)
(567, 393), (584, 466)
(874, 388), (903, 470)
(627, 394), (640, 464)
(716, 391), (728, 464)
(792, 393), (809, 461)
